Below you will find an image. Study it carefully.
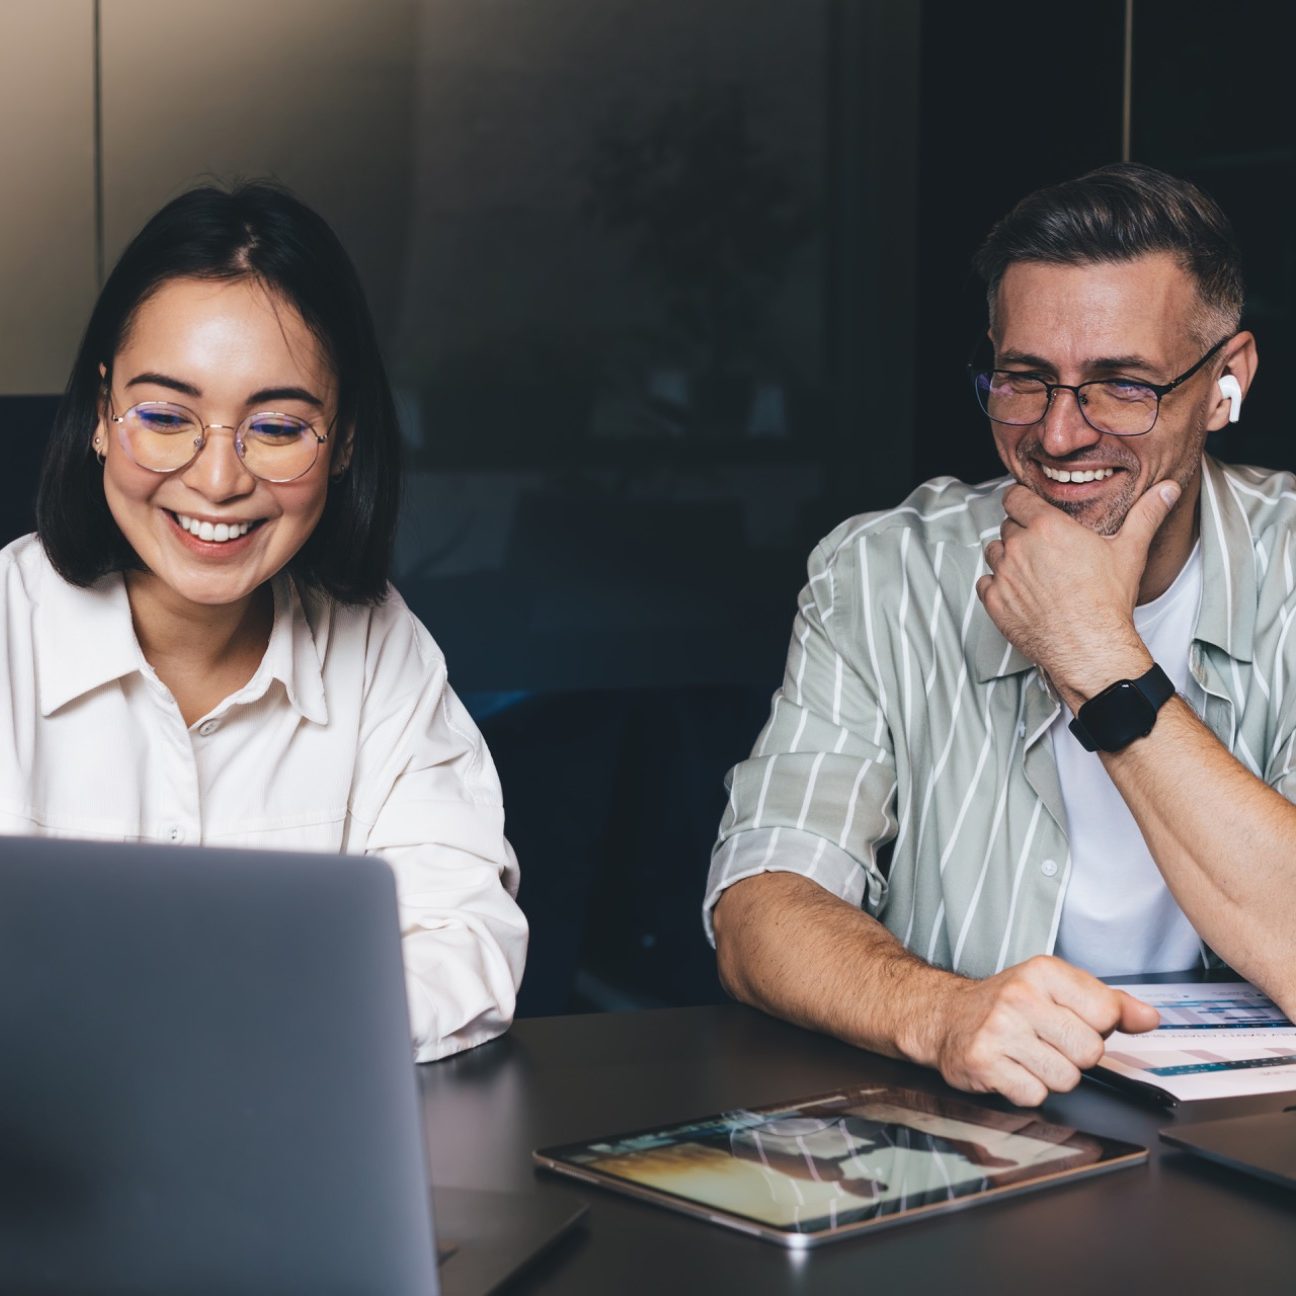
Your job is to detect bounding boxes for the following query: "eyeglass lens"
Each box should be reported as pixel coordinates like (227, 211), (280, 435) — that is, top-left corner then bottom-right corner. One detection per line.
(118, 402), (321, 482)
(975, 373), (1160, 437)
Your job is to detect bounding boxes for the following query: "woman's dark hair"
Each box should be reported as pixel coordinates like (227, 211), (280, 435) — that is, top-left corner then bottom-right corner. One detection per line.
(973, 162), (1244, 345)
(36, 181), (400, 602)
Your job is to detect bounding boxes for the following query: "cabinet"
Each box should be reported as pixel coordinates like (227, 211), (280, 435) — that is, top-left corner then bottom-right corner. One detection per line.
(0, 0), (415, 394)
(0, 0), (97, 393)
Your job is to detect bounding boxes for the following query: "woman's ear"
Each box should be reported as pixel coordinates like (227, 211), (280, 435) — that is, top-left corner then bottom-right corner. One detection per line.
(330, 426), (354, 480)
(94, 362), (110, 460)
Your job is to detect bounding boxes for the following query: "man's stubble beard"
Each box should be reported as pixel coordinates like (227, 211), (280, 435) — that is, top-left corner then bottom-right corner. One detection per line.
(1049, 470), (1141, 537)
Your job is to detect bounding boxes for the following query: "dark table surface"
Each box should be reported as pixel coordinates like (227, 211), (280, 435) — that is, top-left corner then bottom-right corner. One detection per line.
(419, 989), (1296, 1294)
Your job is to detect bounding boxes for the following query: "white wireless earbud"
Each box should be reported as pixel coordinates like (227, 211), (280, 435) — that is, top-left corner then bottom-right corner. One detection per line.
(1218, 374), (1243, 424)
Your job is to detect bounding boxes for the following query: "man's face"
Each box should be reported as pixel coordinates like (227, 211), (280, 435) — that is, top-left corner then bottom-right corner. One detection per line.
(989, 253), (1221, 536)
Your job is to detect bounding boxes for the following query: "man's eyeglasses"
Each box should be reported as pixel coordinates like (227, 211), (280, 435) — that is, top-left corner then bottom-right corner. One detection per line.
(108, 398), (331, 483)
(969, 336), (1230, 438)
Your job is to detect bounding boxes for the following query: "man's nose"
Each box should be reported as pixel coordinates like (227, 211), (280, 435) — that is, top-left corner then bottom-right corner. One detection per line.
(1039, 386), (1103, 457)
(179, 426), (256, 498)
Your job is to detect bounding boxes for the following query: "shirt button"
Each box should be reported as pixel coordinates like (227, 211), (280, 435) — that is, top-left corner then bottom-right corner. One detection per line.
(168, 825), (186, 843)
(198, 720), (220, 737)
(1041, 858), (1058, 878)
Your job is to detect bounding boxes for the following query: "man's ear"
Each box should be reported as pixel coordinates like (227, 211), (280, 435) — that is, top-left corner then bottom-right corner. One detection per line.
(1205, 331), (1258, 432)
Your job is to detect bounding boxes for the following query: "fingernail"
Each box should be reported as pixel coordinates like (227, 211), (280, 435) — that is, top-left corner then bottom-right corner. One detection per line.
(1159, 482), (1181, 506)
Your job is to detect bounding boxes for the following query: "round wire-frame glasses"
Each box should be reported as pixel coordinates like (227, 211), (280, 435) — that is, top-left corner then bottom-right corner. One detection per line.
(108, 398), (331, 483)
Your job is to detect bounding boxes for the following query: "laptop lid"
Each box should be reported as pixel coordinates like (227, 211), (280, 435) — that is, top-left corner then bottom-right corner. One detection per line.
(0, 836), (440, 1294)
(1160, 1108), (1296, 1190)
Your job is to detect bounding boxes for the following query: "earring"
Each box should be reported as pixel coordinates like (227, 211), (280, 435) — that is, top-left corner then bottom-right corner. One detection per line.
(93, 437), (105, 467)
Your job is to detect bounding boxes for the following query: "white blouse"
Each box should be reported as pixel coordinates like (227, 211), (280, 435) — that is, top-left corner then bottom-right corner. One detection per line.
(0, 533), (526, 1062)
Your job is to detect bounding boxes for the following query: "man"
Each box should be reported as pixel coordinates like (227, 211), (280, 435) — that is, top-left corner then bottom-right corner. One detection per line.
(706, 163), (1293, 1107)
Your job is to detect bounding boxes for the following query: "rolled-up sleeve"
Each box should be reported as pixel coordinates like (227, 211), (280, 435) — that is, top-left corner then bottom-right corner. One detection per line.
(347, 607), (527, 1062)
(704, 535), (898, 942)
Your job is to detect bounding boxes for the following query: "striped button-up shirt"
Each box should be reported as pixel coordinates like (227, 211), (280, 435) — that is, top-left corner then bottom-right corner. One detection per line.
(706, 456), (1296, 977)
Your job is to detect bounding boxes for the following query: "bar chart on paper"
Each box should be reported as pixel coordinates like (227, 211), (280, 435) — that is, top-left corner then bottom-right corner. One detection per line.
(1148, 992), (1290, 1031)
(1097, 982), (1296, 1101)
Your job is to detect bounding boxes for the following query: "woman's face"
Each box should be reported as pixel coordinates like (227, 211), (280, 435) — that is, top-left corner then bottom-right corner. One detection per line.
(96, 276), (341, 613)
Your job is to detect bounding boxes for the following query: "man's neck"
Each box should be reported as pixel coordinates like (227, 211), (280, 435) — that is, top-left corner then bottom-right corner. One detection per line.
(1137, 475), (1202, 606)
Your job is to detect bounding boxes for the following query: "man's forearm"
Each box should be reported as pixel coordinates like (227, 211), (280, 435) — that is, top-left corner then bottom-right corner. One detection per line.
(1093, 694), (1296, 1013)
(714, 869), (1161, 1106)
(712, 871), (956, 1064)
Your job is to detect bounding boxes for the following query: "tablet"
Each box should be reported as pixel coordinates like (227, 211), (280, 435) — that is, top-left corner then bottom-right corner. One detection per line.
(534, 1084), (1145, 1248)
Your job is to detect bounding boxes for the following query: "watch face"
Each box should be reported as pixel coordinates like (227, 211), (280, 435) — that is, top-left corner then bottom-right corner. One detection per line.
(1085, 679), (1156, 751)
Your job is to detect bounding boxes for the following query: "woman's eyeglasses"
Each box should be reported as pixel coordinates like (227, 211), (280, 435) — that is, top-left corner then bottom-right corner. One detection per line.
(108, 399), (330, 483)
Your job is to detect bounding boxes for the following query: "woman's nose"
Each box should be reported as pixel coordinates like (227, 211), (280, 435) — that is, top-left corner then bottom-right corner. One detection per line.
(179, 426), (256, 498)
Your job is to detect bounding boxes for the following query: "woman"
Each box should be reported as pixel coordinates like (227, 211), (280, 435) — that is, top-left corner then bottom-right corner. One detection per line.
(4, 182), (526, 1061)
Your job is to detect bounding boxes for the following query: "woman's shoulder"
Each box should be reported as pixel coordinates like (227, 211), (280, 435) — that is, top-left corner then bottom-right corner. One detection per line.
(0, 533), (59, 603)
(294, 580), (448, 682)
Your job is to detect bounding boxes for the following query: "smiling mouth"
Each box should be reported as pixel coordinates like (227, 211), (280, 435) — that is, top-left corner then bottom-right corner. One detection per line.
(1039, 464), (1119, 484)
(169, 511), (267, 544)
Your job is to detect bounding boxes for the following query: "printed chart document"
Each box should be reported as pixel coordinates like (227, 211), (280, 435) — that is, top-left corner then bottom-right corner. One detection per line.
(1097, 982), (1296, 1103)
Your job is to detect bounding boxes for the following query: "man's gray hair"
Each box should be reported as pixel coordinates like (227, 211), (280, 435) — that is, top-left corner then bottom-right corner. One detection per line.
(974, 163), (1244, 347)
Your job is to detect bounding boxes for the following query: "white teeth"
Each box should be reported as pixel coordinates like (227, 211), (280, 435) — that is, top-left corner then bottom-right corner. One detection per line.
(175, 513), (253, 542)
(1041, 465), (1115, 483)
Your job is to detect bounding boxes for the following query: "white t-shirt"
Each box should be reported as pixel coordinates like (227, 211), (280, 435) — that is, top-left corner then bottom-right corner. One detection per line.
(0, 534), (527, 1061)
(1051, 542), (1207, 976)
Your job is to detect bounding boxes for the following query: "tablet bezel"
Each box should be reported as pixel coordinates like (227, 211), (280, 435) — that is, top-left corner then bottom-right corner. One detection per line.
(534, 1084), (1147, 1248)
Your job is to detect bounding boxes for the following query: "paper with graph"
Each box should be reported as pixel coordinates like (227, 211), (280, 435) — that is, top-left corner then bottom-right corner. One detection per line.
(1097, 982), (1296, 1102)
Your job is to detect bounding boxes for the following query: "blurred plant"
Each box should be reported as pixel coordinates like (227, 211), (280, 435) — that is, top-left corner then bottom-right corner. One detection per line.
(584, 85), (814, 436)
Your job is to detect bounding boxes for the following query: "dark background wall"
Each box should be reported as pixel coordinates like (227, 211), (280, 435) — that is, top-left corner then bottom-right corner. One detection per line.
(1, 0), (1291, 1015)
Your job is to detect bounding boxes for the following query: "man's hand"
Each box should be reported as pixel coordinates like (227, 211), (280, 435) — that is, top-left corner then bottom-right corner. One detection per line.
(976, 481), (1180, 698)
(924, 955), (1160, 1107)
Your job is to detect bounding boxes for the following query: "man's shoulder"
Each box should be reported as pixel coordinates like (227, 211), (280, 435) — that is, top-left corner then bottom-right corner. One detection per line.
(815, 474), (1011, 573)
(1209, 458), (1296, 534)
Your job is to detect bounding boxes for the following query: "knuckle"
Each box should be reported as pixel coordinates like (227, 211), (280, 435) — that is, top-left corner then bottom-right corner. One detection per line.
(998, 977), (1039, 1013)
(983, 1002), (1017, 1037)
(1085, 991), (1122, 1032)
(1052, 1060), (1083, 1093)
(1010, 1078), (1048, 1108)
(962, 1038), (997, 1075)
(1076, 1034), (1106, 1070)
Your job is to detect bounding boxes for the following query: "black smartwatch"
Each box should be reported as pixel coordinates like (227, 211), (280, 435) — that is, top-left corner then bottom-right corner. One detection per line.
(1068, 663), (1174, 753)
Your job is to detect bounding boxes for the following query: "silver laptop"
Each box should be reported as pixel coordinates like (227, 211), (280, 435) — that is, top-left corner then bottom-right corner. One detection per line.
(0, 837), (583, 1294)
(1161, 1108), (1296, 1190)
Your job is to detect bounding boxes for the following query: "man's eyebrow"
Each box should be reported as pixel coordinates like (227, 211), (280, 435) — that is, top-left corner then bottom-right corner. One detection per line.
(124, 371), (202, 397)
(1086, 355), (1159, 374)
(994, 351), (1161, 375)
(246, 386), (324, 408)
(993, 351), (1053, 370)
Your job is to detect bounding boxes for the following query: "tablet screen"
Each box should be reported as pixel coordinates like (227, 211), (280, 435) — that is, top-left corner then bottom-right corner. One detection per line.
(535, 1085), (1144, 1244)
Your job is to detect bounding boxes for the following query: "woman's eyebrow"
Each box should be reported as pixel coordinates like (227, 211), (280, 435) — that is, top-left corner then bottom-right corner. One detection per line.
(123, 373), (323, 407)
(245, 385), (324, 408)
(125, 371), (202, 397)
